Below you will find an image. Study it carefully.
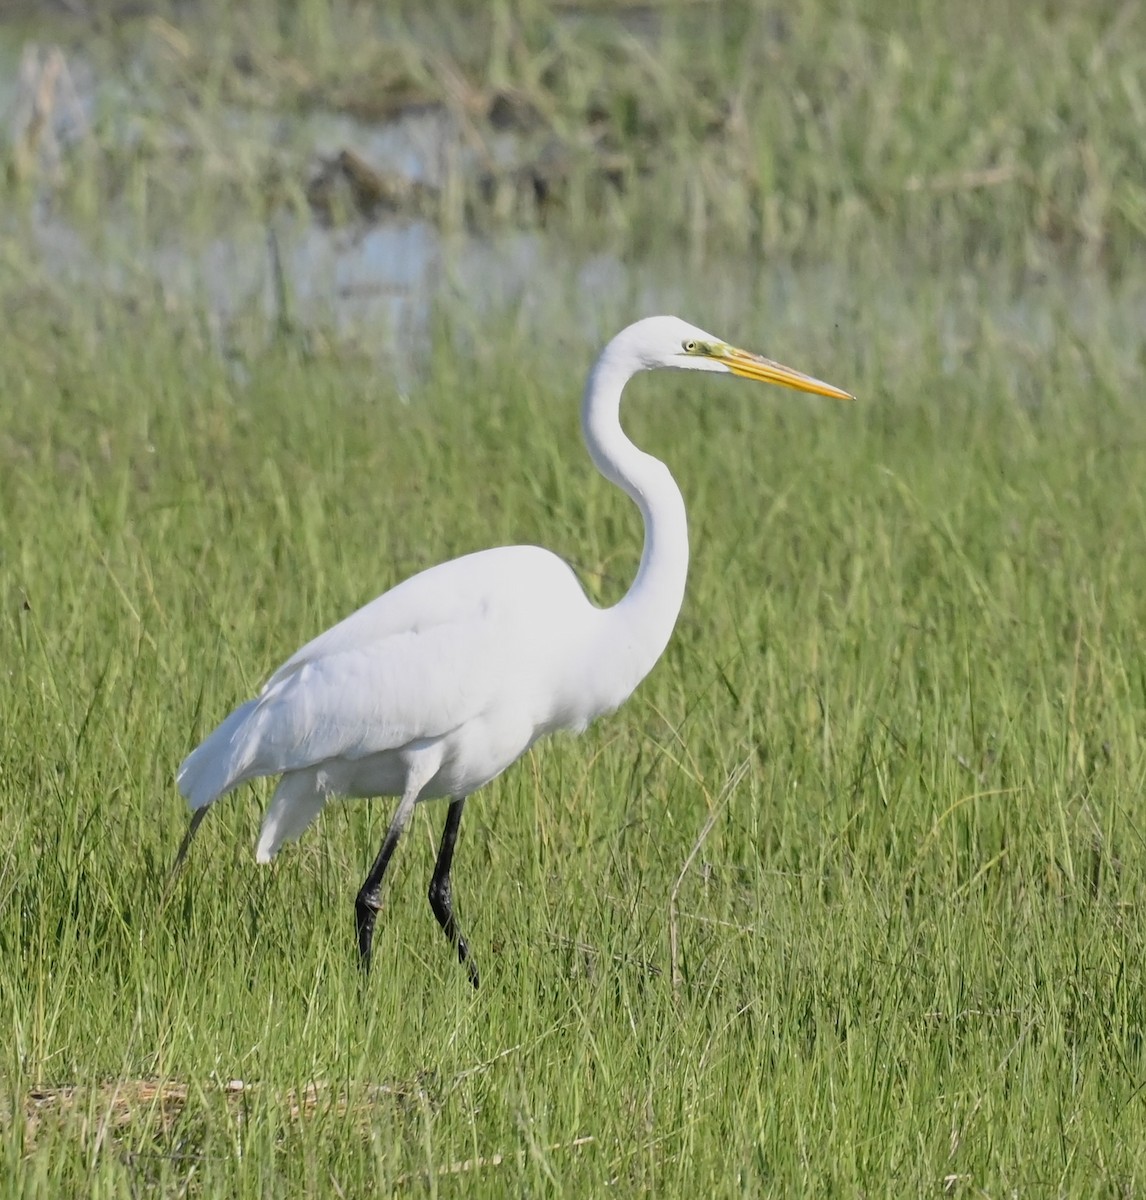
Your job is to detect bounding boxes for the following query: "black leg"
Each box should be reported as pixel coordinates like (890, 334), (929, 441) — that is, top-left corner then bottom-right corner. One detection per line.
(162, 806), (210, 903)
(174, 806), (209, 869)
(355, 789), (418, 972)
(428, 798), (479, 988)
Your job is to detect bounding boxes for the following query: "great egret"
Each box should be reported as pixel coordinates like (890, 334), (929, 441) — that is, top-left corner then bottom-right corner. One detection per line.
(177, 315), (852, 986)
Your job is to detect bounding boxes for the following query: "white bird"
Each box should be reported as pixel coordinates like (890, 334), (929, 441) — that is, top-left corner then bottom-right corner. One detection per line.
(176, 315), (852, 985)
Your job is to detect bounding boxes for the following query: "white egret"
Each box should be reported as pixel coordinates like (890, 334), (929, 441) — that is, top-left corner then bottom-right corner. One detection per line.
(176, 315), (852, 986)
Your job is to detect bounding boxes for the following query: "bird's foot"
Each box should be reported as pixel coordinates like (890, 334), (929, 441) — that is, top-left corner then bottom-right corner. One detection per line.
(355, 889), (382, 972)
(455, 933), (480, 988)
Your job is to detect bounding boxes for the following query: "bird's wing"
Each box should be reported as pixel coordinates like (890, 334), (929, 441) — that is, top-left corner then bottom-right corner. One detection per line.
(243, 618), (509, 777)
(243, 545), (589, 775)
(177, 607), (513, 808)
(179, 544), (590, 800)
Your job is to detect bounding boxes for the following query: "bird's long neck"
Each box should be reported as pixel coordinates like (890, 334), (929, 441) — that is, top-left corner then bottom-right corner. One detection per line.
(581, 350), (689, 703)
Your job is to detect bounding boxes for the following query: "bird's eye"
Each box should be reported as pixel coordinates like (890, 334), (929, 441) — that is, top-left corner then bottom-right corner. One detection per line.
(683, 340), (698, 353)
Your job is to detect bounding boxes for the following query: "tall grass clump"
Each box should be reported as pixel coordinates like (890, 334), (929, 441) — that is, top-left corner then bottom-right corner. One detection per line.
(2, 261), (1146, 1192)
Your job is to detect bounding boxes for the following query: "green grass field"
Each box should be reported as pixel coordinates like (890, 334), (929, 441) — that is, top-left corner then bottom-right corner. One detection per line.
(3, 0), (1146, 1195)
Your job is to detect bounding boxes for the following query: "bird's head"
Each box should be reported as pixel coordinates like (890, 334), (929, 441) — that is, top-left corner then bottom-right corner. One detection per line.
(619, 315), (854, 401)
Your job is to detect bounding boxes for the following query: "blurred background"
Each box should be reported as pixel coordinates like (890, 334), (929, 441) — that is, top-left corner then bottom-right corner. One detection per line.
(2, 0), (1143, 377)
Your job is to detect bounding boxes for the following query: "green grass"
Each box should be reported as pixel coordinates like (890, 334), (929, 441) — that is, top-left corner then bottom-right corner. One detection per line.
(2, 259), (1146, 1194)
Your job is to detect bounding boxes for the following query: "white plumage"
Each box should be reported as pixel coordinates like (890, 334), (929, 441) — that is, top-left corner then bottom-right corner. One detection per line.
(176, 315), (852, 984)
(180, 547), (620, 859)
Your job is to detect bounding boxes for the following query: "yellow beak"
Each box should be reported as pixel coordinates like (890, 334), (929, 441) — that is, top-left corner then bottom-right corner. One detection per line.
(722, 346), (854, 400)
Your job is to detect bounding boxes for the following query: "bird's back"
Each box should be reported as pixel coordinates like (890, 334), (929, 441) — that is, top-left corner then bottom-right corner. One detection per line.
(268, 545), (583, 685)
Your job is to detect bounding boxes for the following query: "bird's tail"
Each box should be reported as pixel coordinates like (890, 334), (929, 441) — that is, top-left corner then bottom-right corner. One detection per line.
(177, 698), (260, 810)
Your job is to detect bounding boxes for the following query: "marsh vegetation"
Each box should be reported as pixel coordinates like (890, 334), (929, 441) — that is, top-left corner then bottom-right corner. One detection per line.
(2, 0), (1145, 1194)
